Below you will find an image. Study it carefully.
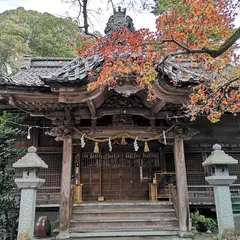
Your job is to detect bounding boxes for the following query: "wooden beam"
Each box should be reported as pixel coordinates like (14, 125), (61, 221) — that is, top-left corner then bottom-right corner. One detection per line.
(87, 100), (96, 116)
(8, 96), (32, 114)
(73, 126), (174, 139)
(173, 135), (190, 232)
(28, 109), (174, 120)
(151, 100), (167, 114)
(152, 77), (190, 103)
(202, 151), (210, 177)
(59, 136), (72, 234)
(96, 108), (150, 118)
(59, 87), (104, 103)
(32, 121), (39, 147)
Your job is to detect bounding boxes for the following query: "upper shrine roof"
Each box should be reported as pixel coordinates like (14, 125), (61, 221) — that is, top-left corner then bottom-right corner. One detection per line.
(1, 56), (200, 88)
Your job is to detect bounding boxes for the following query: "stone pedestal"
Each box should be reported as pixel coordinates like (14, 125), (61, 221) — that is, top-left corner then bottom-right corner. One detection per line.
(203, 144), (238, 234)
(13, 146), (48, 240)
(214, 186), (235, 233)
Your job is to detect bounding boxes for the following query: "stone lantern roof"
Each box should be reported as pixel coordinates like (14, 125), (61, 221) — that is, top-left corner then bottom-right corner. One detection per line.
(13, 146), (48, 169)
(202, 144), (238, 167)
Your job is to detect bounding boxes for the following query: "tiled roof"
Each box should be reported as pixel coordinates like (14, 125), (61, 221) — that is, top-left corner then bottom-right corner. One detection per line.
(40, 55), (104, 84)
(159, 60), (203, 86)
(1, 57), (73, 87)
(1, 56), (202, 88)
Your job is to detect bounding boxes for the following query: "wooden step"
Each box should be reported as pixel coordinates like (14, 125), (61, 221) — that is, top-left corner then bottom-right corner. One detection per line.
(70, 230), (181, 239)
(71, 211), (176, 220)
(70, 220), (178, 229)
(70, 225), (179, 233)
(73, 201), (173, 208)
(70, 217), (177, 223)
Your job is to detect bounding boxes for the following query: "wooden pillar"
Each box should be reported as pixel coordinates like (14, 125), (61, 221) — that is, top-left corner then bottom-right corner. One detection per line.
(75, 149), (81, 185)
(173, 136), (190, 232)
(59, 136), (72, 234)
(202, 150), (210, 177)
(202, 150), (212, 195)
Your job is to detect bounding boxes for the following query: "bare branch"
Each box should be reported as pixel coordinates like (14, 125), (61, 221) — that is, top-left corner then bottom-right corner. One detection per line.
(156, 27), (240, 69)
(82, 0), (89, 34)
(160, 39), (189, 51)
(108, 0), (115, 11)
(202, 26), (240, 58)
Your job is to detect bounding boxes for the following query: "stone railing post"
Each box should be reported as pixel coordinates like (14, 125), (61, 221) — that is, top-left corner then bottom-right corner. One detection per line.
(13, 146), (48, 240)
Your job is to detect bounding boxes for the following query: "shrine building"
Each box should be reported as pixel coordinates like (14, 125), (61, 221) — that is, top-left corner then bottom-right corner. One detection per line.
(1, 7), (240, 239)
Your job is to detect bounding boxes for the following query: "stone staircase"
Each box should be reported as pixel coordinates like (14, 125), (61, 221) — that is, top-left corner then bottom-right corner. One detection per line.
(64, 201), (180, 239)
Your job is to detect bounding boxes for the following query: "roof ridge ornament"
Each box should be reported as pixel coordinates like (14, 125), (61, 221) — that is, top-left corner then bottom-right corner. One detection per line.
(114, 6), (126, 15)
(104, 6), (135, 35)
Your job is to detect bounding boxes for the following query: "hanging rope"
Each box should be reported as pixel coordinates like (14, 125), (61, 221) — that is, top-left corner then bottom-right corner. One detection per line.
(73, 124), (177, 143)
(3, 120), (52, 129)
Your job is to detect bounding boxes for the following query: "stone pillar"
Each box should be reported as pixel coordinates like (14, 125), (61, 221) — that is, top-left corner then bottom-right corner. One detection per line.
(173, 135), (190, 232)
(203, 144), (238, 234)
(13, 146), (48, 240)
(57, 136), (73, 239)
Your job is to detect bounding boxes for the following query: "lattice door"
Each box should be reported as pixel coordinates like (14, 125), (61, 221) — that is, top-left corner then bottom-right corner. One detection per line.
(38, 153), (62, 194)
(80, 152), (160, 201)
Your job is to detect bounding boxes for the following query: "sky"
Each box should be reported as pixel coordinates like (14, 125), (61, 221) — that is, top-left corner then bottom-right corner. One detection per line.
(0, 0), (157, 33)
(0, 0), (239, 33)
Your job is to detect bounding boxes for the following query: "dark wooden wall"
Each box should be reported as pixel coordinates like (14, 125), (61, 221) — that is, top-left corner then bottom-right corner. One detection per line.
(11, 116), (240, 202)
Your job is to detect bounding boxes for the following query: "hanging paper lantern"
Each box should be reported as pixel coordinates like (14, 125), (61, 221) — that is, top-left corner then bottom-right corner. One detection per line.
(94, 142), (99, 153)
(144, 142), (150, 152)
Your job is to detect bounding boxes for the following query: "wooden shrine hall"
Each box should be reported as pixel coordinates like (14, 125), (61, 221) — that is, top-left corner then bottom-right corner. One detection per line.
(1, 7), (240, 238)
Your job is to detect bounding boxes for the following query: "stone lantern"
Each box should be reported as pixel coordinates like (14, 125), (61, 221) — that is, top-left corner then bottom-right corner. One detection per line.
(13, 146), (48, 240)
(202, 144), (238, 234)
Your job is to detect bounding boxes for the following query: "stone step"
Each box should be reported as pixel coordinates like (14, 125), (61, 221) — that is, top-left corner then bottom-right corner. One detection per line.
(70, 230), (180, 239)
(70, 220), (178, 229)
(71, 211), (176, 220)
(70, 225), (179, 233)
(70, 217), (177, 223)
(73, 201), (172, 208)
(54, 201), (180, 239)
(73, 207), (175, 213)
(73, 202), (174, 212)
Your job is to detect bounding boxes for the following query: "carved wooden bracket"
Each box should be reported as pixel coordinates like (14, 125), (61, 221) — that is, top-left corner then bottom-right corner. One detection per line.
(174, 125), (199, 139)
(45, 125), (74, 141)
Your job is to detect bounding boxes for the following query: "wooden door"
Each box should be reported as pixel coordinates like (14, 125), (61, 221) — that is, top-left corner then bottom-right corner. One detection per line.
(81, 152), (160, 201)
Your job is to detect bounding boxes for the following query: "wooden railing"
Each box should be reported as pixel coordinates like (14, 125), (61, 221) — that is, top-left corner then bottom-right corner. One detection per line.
(169, 184), (179, 220)
(69, 185), (75, 217)
(230, 184), (240, 203)
(188, 184), (240, 204)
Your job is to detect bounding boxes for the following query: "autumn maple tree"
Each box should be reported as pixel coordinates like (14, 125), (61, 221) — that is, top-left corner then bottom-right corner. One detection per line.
(75, 0), (240, 122)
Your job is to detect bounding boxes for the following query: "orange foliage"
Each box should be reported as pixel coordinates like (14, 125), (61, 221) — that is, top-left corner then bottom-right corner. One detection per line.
(77, 0), (240, 122)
